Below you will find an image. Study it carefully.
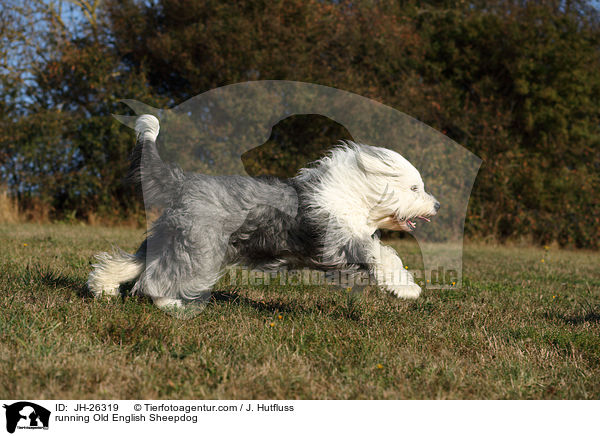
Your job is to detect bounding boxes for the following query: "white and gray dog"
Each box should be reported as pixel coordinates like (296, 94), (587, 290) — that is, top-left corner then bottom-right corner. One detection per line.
(88, 115), (440, 311)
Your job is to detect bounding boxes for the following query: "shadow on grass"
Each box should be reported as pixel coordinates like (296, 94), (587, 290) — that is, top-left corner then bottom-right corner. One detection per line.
(211, 290), (295, 312)
(543, 306), (600, 326)
(40, 268), (365, 321)
(211, 289), (364, 321)
(558, 312), (600, 325)
(39, 268), (90, 298)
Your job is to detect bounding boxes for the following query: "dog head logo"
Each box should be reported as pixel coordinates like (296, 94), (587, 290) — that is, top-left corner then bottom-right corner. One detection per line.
(114, 81), (480, 297)
(3, 402), (50, 434)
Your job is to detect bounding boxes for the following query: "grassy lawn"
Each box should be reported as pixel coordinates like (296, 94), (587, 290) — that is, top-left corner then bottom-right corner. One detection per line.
(0, 223), (599, 399)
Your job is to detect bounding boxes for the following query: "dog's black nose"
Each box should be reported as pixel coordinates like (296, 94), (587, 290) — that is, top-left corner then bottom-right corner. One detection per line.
(434, 201), (440, 212)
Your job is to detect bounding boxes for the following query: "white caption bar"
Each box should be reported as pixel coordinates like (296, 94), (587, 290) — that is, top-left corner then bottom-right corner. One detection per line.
(0, 400), (596, 435)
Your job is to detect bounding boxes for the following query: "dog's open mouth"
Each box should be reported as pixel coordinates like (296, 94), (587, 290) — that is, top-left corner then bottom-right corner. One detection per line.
(375, 214), (434, 232)
(396, 215), (432, 232)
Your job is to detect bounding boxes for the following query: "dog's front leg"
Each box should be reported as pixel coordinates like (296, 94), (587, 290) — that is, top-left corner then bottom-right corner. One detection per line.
(370, 242), (422, 299)
(339, 236), (421, 299)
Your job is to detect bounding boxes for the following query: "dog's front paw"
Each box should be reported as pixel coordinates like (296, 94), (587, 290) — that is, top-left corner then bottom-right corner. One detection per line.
(387, 283), (422, 299)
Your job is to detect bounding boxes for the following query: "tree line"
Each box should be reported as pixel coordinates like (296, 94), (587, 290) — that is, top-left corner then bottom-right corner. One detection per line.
(0, 0), (598, 247)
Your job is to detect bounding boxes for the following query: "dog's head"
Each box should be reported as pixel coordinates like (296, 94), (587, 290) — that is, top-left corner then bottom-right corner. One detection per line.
(352, 144), (440, 232)
(297, 142), (440, 234)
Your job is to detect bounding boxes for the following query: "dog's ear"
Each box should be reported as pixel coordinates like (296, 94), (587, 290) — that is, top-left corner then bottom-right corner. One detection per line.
(354, 144), (398, 177)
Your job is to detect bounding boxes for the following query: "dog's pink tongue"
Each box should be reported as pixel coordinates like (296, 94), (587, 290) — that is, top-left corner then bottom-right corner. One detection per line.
(418, 216), (431, 222)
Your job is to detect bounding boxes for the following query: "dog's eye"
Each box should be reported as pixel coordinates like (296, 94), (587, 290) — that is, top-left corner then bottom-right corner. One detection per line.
(411, 185), (419, 192)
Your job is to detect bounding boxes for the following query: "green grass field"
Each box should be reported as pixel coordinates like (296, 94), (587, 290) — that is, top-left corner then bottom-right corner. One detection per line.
(0, 223), (599, 399)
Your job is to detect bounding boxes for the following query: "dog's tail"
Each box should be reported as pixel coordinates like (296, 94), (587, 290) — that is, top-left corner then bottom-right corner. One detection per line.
(128, 114), (184, 208)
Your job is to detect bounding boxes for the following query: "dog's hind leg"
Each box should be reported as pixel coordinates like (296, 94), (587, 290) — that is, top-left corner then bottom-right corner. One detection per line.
(145, 277), (216, 319)
(87, 248), (145, 297)
(137, 236), (225, 317)
(143, 262), (221, 316)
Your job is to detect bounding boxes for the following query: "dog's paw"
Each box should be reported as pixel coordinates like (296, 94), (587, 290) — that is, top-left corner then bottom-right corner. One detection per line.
(87, 277), (120, 298)
(152, 297), (184, 308)
(151, 297), (207, 319)
(387, 283), (422, 299)
(90, 287), (120, 298)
